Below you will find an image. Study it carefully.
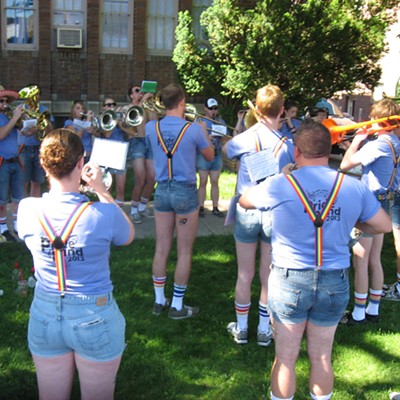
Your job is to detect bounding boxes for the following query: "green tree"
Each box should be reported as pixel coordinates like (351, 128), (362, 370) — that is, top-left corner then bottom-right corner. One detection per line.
(173, 0), (398, 109)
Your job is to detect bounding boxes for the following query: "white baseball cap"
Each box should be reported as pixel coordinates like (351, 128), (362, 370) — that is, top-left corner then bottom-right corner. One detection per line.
(206, 98), (218, 108)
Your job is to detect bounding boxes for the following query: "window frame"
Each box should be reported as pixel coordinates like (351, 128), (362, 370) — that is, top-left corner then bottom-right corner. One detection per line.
(1, 0), (39, 50)
(147, 0), (178, 56)
(100, 0), (133, 54)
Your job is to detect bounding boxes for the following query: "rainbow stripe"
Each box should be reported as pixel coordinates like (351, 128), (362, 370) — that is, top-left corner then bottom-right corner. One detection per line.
(285, 173), (344, 267)
(39, 202), (92, 292)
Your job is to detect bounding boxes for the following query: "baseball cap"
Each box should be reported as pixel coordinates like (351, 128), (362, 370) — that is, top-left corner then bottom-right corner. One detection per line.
(206, 98), (218, 108)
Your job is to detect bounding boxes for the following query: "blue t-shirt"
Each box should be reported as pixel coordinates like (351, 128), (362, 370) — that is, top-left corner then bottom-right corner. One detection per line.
(0, 113), (19, 158)
(18, 104), (55, 146)
(279, 118), (302, 141)
(64, 119), (93, 155)
(146, 116), (211, 184)
(247, 166), (381, 270)
(107, 125), (125, 142)
(225, 122), (295, 194)
(17, 192), (131, 296)
(201, 117), (228, 155)
(356, 133), (400, 194)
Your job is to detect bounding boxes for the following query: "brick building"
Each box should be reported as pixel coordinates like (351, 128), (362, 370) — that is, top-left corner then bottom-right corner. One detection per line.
(0, 0), (256, 127)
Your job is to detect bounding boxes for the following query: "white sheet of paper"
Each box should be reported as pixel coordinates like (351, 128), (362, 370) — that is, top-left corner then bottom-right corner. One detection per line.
(90, 138), (129, 171)
(210, 124), (227, 136)
(21, 119), (37, 133)
(243, 148), (278, 183)
(73, 118), (91, 130)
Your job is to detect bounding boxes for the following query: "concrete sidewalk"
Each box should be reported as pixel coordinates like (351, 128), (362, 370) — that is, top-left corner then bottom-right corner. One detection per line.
(125, 199), (234, 240)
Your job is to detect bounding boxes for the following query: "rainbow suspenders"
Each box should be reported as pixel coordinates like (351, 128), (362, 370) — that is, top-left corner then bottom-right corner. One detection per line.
(38, 201), (92, 293)
(155, 121), (191, 179)
(285, 172), (344, 268)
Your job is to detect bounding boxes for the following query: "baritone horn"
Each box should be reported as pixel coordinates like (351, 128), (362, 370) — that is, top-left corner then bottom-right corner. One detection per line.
(322, 115), (400, 145)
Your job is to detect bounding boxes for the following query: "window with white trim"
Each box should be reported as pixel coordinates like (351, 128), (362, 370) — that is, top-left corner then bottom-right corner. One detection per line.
(53, 0), (84, 27)
(192, 0), (212, 43)
(100, 0), (133, 53)
(147, 0), (178, 55)
(2, 0), (38, 49)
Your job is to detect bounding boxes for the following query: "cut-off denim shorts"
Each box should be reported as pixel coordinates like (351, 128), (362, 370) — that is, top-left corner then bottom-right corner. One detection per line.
(129, 137), (153, 160)
(28, 289), (126, 362)
(154, 180), (198, 214)
(0, 160), (24, 205)
(391, 194), (400, 228)
(268, 265), (350, 327)
(234, 204), (272, 244)
(196, 153), (222, 171)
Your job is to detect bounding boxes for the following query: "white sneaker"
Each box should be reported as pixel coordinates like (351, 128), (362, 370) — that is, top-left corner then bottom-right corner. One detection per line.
(257, 328), (274, 347)
(227, 322), (248, 344)
(390, 392), (400, 400)
(131, 212), (142, 224)
(383, 283), (400, 301)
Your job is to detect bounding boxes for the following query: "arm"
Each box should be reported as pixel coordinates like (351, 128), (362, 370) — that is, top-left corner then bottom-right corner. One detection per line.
(81, 162), (135, 244)
(339, 130), (369, 171)
(239, 186), (258, 209)
(0, 105), (24, 140)
(355, 207), (392, 235)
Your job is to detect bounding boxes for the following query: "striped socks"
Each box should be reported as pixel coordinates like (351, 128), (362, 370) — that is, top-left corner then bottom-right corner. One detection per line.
(258, 301), (270, 332)
(153, 275), (166, 305)
(352, 292), (368, 321)
(366, 288), (382, 316)
(171, 283), (187, 311)
(235, 301), (251, 331)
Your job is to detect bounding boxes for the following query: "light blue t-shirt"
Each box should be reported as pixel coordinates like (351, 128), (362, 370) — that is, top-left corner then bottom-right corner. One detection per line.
(146, 116), (211, 184)
(247, 166), (381, 270)
(17, 192), (131, 296)
(18, 104), (55, 146)
(0, 113), (19, 158)
(279, 118), (302, 141)
(225, 122), (295, 194)
(64, 119), (93, 155)
(356, 133), (400, 194)
(201, 117), (228, 155)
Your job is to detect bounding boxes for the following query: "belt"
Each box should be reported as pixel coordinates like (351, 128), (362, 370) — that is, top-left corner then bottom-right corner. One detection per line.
(377, 192), (395, 201)
(4, 157), (18, 163)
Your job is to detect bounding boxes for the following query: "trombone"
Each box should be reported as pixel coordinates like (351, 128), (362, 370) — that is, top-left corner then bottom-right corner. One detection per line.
(322, 115), (400, 144)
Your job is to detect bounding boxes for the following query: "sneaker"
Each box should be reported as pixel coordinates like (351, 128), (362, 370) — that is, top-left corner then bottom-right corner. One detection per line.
(340, 311), (366, 325)
(257, 328), (274, 347)
(2, 230), (17, 243)
(139, 208), (155, 219)
(131, 212), (142, 224)
(152, 299), (170, 316)
(168, 304), (199, 320)
(383, 281), (398, 292)
(365, 313), (380, 323)
(227, 322), (248, 344)
(199, 207), (205, 218)
(383, 283), (400, 301)
(390, 392), (400, 400)
(212, 208), (225, 217)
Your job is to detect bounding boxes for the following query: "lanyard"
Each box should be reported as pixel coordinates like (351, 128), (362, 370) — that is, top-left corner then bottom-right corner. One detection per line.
(155, 121), (191, 179)
(285, 172), (344, 268)
(38, 201), (92, 293)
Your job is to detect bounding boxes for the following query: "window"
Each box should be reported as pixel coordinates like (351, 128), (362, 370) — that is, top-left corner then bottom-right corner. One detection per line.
(2, 0), (38, 49)
(101, 0), (133, 53)
(147, 0), (178, 55)
(192, 0), (212, 43)
(53, 0), (84, 26)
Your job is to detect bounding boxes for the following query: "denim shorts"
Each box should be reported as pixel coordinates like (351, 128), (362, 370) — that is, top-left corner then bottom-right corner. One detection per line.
(129, 137), (153, 160)
(21, 145), (45, 184)
(0, 160), (24, 205)
(392, 194), (400, 228)
(268, 265), (350, 327)
(196, 153), (222, 171)
(28, 290), (126, 362)
(234, 204), (272, 244)
(154, 180), (199, 214)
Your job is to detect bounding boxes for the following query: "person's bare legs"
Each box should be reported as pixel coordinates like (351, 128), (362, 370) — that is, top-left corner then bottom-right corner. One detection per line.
(270, 319), (306, 398)
(392, 227), (400, 282)
(115, 172), (126, 203)
(259, 241), (272, 305)
(32, 353), (75, 400)
(209, 169), (220, 209)
(142, 159), (155, 200)
(30, 181), (42, 197)
(368, 233), (384, 291)
(235, 241), (257, 304)
(152, 211), (175, 278)
(75, 353), (122, 400)
(130, 158), (146, 203)
(306, 321), (338, 397)
(197, 169), (209, 209)
(174, 209), (199, 285)
(352, 236), (373, 294)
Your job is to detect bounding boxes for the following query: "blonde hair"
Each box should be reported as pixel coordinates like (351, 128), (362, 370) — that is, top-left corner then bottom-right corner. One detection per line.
(370, 99), (400, 127)
(256, 84), (284, 118)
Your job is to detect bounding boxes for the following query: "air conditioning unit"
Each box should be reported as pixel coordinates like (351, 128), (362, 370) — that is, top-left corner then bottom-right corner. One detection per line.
(57, 28), (83, 49)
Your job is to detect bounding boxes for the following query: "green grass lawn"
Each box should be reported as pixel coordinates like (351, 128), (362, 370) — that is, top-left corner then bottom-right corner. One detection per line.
(1, 170), (400, 399)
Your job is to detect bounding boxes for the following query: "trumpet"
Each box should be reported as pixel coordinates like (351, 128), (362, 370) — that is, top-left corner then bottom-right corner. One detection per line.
(322, 115), (400, 145)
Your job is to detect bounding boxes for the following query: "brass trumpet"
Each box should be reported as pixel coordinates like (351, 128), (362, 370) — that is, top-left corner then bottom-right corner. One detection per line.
(323, 115), (400, 144)
(100, 106), (144, 132)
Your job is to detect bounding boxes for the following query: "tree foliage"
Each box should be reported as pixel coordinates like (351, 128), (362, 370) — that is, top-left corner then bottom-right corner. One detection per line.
(173, 0), (399, 108)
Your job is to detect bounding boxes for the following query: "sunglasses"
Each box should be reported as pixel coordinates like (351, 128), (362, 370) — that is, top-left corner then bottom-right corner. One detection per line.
(208, 107), (218, 110)
(104, 102), (116, 107)
(0, 99), (9, 103)
(132, 88), (141, 94)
